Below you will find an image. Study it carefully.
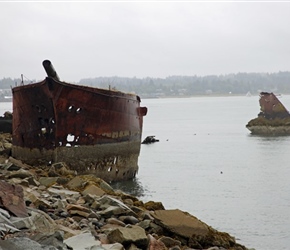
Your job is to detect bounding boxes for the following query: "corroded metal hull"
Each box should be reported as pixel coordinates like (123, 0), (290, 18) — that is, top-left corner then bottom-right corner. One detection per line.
(258, 92), (289, 119)
(12, 74), (147, 182)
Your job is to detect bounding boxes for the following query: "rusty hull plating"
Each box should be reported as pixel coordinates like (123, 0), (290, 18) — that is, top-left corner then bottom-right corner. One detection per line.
(258, 92), (290, 119)
(12, 60), (147, 182)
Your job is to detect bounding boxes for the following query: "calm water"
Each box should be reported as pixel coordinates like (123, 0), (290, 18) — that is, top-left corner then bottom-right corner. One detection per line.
(115, 95), (290, 250)
(2, 97), (289, 250)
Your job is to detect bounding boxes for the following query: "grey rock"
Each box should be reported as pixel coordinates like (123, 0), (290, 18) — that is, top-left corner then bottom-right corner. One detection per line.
(136, 219), (151, 230)
(39, 177), (59, 187)
(27, 209), (56, 234)
(158, 236), (181, 248)
(8, 169), (33, 179)
(0, 162), (20, 171)
(8, 157), (31, 170)
(98, 196), (130, 210)
(85, 246), (104, 250)
(0, 208), (10, 219)
(0, 212), (15, 227)
(98, 206), (129, 218)
(0, 237), (58, 250)
(139, 211), (154, 220)
(10, 215), (36, 230)
(66, 176), (87, 190)
(97, 196), (136, 218)
(26, 176), (40, 186)
(91, 200), (101, 210)
(101, 243), (125, 250)
(48, 187), (79, 196)
(83, 193), (97, 205)
(99, 181), (114, 193)
(107, 225), (148, 249)
(64, 232), (101, 250)
(54, 199), (68, 210)
(118, 215), (139, 225)
(31, 231), (72, 250)
(106, 218), (126, 227)
(82, 184), (105, 197)
(87, 211), (101, 220)
(0, 222), (20, 233)
(130, 206), (144, 214)
(148, 222), (164, 235)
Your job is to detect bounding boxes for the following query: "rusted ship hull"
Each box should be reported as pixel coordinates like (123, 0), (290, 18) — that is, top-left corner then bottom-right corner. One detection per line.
(12, 61), (147, 182)
(246, 92), (290, 135)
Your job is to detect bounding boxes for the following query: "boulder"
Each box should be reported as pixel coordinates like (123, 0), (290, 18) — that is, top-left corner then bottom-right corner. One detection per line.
(151, 209), (209, 239)
(0, 180), (28, 217)
(64, 232), (101, 250)
(107, 225), (148, 249)
(81, 184), (106, 197)
(0, 237), (58, 250)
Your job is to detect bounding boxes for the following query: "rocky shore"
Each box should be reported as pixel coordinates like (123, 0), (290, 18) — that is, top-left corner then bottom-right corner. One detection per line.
(0, 133), (250, 250)
(246, 116), (290, 135)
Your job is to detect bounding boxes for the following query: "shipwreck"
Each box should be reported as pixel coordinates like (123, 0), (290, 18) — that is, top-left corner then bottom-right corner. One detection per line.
(12, 60), (147, 182)
(246, 92), (290, 135)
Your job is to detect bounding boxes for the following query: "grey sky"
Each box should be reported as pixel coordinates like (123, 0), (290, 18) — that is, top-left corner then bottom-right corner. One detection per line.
(1, 1), (290, 82)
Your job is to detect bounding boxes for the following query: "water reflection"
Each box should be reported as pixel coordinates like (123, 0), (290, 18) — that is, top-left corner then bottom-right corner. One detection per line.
(248, 133), (290, 141)
(111, 177), (147, 198)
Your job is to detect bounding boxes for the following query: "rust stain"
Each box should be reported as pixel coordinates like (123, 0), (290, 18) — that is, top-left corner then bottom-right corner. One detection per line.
(258, 92), (289, 119)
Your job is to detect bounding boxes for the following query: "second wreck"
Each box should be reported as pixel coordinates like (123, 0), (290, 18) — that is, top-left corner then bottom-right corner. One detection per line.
(12, 60), (147, 182)
(246, 92), (290, 135)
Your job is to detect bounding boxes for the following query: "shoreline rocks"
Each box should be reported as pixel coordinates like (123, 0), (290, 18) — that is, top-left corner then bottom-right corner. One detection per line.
(0, 133), (249, 250)
(246, 116), (290, 135)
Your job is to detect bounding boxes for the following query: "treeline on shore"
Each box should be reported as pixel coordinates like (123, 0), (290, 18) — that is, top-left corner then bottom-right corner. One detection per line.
(1, 71), (290, 99)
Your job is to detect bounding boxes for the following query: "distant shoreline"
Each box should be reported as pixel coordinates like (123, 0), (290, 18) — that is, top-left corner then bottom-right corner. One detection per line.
(142, 93), (260, 99)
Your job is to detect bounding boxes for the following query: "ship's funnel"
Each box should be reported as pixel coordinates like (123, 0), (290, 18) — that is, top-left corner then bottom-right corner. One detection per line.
(43, 60), (60, 81)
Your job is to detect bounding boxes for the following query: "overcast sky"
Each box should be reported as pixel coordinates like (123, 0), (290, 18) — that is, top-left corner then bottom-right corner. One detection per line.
(1, 1), (290, 82)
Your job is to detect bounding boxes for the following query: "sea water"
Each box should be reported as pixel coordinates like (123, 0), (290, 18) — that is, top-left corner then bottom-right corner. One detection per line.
(2, 96), (289, 250)
(114, 95), (290, 250)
